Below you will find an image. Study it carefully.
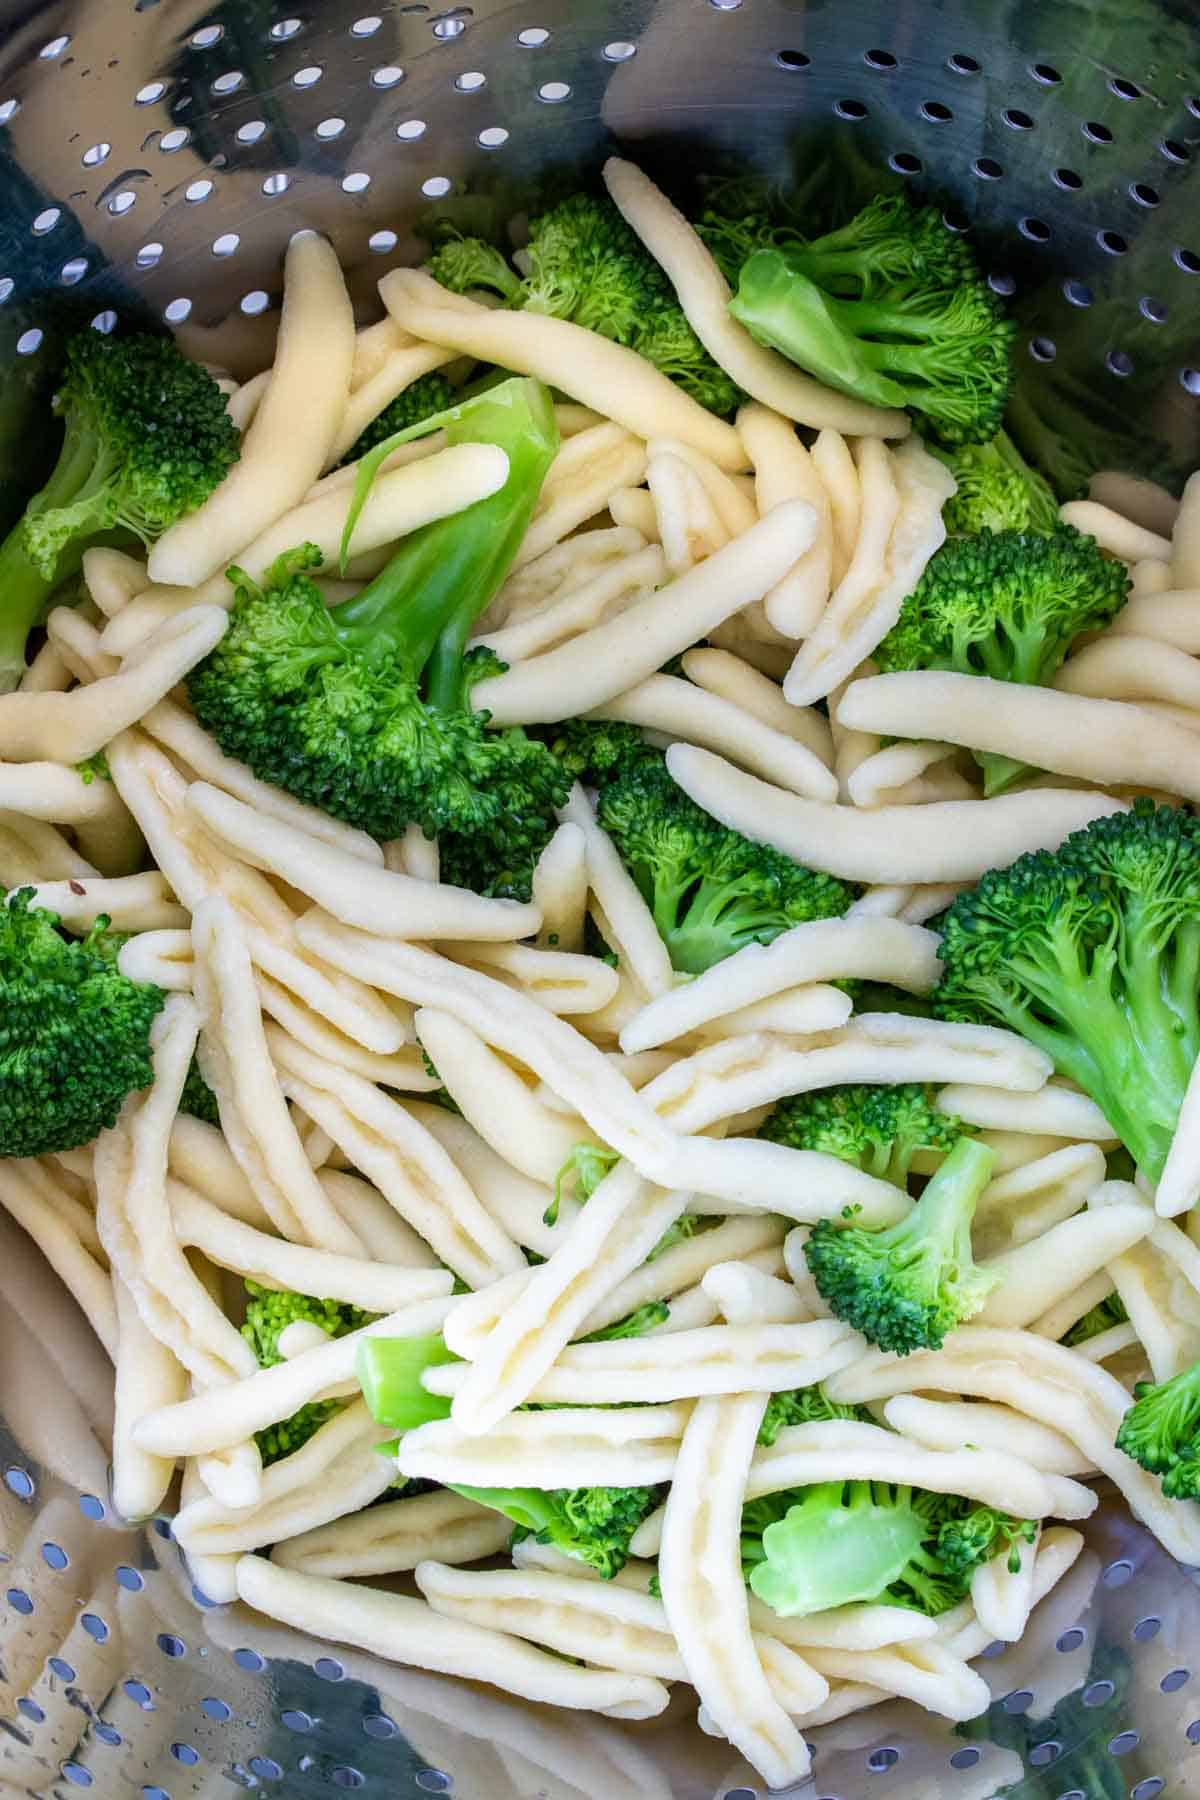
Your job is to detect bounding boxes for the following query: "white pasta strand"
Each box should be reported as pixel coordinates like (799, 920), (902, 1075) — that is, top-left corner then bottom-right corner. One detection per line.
(273, 1489), (513, 1578)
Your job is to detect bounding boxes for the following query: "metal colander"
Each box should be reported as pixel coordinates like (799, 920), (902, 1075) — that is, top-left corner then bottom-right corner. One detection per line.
(1, 0), (1199, 1794)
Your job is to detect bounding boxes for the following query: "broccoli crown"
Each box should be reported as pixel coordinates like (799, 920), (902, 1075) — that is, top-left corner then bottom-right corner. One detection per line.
(743, 1480), (1022, 1619)
(874, 525), (1130, 795)
(1062, 1290), (1128, 1348)
(242, 1281), (375, 1465)
(804, 1135), (998, 1354)
(757, 1385), (872, 1447)
(429, 194), (740, 416)
(727, 196), (1013, 445)
(25, 331), (239, 578)
(546, 716), (653, 786)
(179, 1056), (220, 1129)
(760, 1083), (965, 1186)
(188, 380), (570, 864)
(936, 429), (1062, 537)
(595, 747), (855, 974)
(581, 1301), (670, 1342)
(934, 800), (1200, 1183)
(0, 889), (165, 1157)
(1115, 1358), (1200, 1495)
(340, 372), (456, 468)
(449, 1483), (662, 1579)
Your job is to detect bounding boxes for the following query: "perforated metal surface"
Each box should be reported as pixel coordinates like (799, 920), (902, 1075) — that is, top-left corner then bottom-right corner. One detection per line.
(0, 1), (1199, 1795)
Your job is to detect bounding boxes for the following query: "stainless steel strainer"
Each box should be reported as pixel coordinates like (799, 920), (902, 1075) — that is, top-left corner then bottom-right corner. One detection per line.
(1, 1), (1200, 1795)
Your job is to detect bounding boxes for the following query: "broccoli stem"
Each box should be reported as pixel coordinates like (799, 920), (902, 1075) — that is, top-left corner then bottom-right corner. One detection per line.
(977, 751), (1030, 797)
(330, 378), (558, 701)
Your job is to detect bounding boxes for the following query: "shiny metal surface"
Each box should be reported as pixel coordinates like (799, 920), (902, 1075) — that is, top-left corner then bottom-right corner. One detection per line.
(0, 1), (1199, 1794)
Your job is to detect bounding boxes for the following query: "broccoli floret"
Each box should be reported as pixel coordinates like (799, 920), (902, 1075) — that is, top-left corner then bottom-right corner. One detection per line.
(936, 429), (1061, 537)
(340, 372), (456, 468)
(934, 800), (1200, 1184)
(74, 750), (111, 786)
(760, 1083), (966, 1187)
(724, 193), (1012, 445)
(241, 1282), (377, 1465)
(1116, 1357), (1200, 1497)
(188, 378), (569, 870)
(429, 195), (739, 415)
(0, 331), (237, 692)
(595, 747), (854, 974)
(803, 1136), (998, 1354)
(448, 1483), (662, 1580)
(874, 526), (1130, 794)
(179, 1057), (220, 1128)
(548, 1141), (619, 1224)
(0, 888), (165, 1157)
(935, 1505), (1038, 1577)
(580, 1301), (670, 1342)
(757, 1385), (872, 1447)
(1062, 1291), (1128, 1348)
(546, 717), (654, 786)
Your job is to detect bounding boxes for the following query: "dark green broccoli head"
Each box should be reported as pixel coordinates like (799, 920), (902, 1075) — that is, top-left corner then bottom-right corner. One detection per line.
(937, 429), (1061, 537)
(757, 1385), (872, 1446)
(596, 747), (854, 974)
(935, 800), (1200, 1183)
(340, 372), (456, 468)
(179, 1057), (220, 1129)
(0, 889), (165, 1157)
(1116, 1358), (1200, 1493)
(1062, 1290), (1128, 1348)
(448, 1483), (662, 1580)
(804, 1136), (998, 1354)
(546, 717), (654, 786)
(760, 1083), (966, 1187)
(426, 235), (524, 303)
(935, 1505), (1038, 1578)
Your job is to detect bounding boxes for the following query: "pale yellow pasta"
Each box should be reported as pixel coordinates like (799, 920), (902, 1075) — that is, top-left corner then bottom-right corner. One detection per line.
(579, 1217), (788, 1339)
(558, 783), (674, 1000)
(477, 545), (665, 663)
(316, 1169), (440, 1269)
(1029, 1269), (1118, 1343)
(81, 547), (148, 618)
(658, 1393), (813, 1789)
(681, 646), (835, 765)
(0, 1163), (117, 1358)
(810, 427), (860, 586)
(531, 821), (588, 954)
(18, 638), (72, 693)
(882, 1396), (1092, 1479)
(448, 940), (620, 1016)
(518, 426), (649, 569)
(327, 342), (457, 466)
(847, 741), (960, 809)
(591, 672), (838, 802)
(1059, 498), (1172, 562)
(1155, 1048), (1200, 1216)
(397, 1402), (688, 1489)
(838, 668), (1200, 803)
(804, 1640), (990, 1723)
(236, 1555), (669, 1719)
(1089, 468), (1180, 537)
(1130, 557), (1172, 595)
(648, 448), (728, 573)
(150, 233), (355, 587)
(493, 524), (646, 626)
(472, 500), (817, 726)
(118, 927), (194, 991)
(45, 604), (117, 680)
(665, 742), (1126, 882)
(940, 1526), (1087, 1669)
(977, 1201), (1152, 1328)
(1057, 633), (1200, 712)
(603, 159), (905, 441)
(132, 1294), (454, 1457)
(648, 436), (758, 537)
(256, 976), (430, 1088)
(274, 1489), (513, 1578)
(972, 1143), (1108, 1258)
(706, 983), (852, 1038)
(703, 1259), (814, 1325)
(1106, 586), (1200, 651)
(0, 812), (95, 881)
(380, 267), (745, 470)
(609, 484), (660, 539)
(938, 1080), (1115, 1140)
(620, 916), (940, 1053)
(22, 872), (187, 935)
(737, 403), (833, 637)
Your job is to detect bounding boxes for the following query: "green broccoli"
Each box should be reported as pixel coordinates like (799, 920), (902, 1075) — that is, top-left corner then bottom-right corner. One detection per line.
(242, 1282), (377, 1465)
(594, 746), (855, 974)
(0, 331), (238, 691)
(355, 1332), (460, 1434)
(935, 1505), (1038, 1577)
(548, 1141), (619, 1224)
(178, 1057), (220, 1129)
(188, 378), (569, 878)
(0, 888), (165, 1157)
(757, 1385), (871, 1447)
(874, 526), (1130, 794)
(1116, 1356), (1200, 1498)
(339, 372), (456, 468)
(429, 195), (739, 415)
(74, 750), (111, 786)
(803, 1136), (999, 1354)
(720, 192), (1013, 444)
(934, 800), (1200, 1185)
(759, 1083), (967, 1187)
(446, 1483), (663, 1579)
(936, 429), (1061, 537)
(546, 717), (653, 787)
(1062, 1291), (1128, 1348)
(580, 1302), (670, 1342)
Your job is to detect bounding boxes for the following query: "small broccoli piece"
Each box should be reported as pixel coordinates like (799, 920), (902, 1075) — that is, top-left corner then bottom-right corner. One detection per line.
(595, 746), (855, 974)
(448, 1484), (662, 1580)
(0, 331), (238, 691)
(936, 429), (1061, 537)
(188, 378), (569, 868)
(725, 193), (1013, 445)
(429, 194), (739, 415)
(340, 372), (456, 468)
(757, 1385), (872, 1447)
(546, 717), (654, 786)
(804, 1136), (998, 1354)
(934, 800), (1200, 1184)
(179, 1057), (220, 1128)
(74, 750), (111, 786)
(0, 888), (165, 1157)
(874, 526), (1130, 794)
(648, 1211), (718, 1261)
(547, 1141), (619, 1224)
(936, 1506), (1038, 1578)
(581, 1301), (670, 1342)
(1116, 1357), (1200, 1496)
(760, 1083), (966, 1187)
(242, 1282), (376, 1464)
(744, 1481), (969, 1618)
(1062, 1291), (1128, 1348)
